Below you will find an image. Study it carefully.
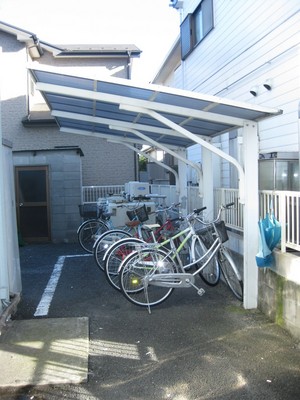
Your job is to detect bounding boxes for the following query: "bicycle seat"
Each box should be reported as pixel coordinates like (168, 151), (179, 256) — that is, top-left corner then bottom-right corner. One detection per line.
(142, 224), (160, 231)
(125, 220), (140, 228)
(102, 212), (112, 220)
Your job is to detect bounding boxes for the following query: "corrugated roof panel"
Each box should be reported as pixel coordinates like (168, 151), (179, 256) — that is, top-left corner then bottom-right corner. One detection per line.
(29, 68), (282, 148)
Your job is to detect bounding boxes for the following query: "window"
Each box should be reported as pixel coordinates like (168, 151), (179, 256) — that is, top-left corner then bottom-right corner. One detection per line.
(180, 0), (214, 60)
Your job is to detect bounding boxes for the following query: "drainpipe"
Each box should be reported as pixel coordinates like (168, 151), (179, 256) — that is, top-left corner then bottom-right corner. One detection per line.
(127, 51), (132, 80)
(0, 72), (10, 314)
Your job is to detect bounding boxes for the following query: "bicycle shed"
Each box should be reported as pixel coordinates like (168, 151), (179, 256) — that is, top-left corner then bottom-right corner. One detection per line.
(28, 66), (281, 309)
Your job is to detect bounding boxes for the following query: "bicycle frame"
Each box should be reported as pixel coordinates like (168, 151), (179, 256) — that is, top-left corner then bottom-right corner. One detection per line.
(118, 202), (242, 312)
(121, 216), (224, 290)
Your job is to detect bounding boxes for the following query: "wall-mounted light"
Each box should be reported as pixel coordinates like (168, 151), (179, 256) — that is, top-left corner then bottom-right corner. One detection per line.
(263, 79), (273, 91)
(169, 0), (183, 9)
(250, 86), (259, 96)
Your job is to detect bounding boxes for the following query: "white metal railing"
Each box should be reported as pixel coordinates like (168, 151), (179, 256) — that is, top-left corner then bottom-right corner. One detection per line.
(214, 188), (243, 231)
(82, 185), (125, 203)
(82, 184), (300, 253)
(259, 190), (300, 253)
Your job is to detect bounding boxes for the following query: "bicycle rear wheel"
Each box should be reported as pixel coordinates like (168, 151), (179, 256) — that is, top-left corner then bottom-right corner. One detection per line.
(93, 229), (132, 271)
(119, 248), (176, 307)
(104, 237), (145, 290)
(194, 237), (220, 286)
(77, 219), (108, 253)
(218, 247), (243, 301)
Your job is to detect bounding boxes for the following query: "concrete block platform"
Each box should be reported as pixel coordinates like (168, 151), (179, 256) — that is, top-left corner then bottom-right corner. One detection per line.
(0, 317), (89, 387)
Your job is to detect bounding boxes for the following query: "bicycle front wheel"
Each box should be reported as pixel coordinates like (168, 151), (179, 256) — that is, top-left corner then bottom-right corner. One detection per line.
(77, 219), (108, 253)
(218, 247), (243, 301)
(104, 237), (145, 290)
(194, 237), (220, 286)
(119, 248), (176, 308)
(93, 229), (132, 271)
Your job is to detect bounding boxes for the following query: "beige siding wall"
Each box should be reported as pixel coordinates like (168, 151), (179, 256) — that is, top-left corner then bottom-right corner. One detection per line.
(0, 31), (136, 186)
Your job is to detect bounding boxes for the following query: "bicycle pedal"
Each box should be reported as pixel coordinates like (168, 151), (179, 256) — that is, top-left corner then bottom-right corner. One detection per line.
(197, 288), (205, 296)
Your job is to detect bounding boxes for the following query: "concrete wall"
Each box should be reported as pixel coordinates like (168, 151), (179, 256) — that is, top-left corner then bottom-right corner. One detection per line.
(13, 149), (83, 243)
(258, 251), (300, 339)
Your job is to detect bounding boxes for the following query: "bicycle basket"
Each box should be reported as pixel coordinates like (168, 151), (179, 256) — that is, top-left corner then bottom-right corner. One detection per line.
(197, 221), (228, 248)
(126, 205), (149, 223)
(78, 203), (100, 219)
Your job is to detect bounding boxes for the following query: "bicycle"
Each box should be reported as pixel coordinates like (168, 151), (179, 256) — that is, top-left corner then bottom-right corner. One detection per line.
(104, 205), (220, 292)
(118, 203), (243, 312)
(102, 205), (183, 290)
(94, 203), (181, 273)
(77, 201), (147, 253)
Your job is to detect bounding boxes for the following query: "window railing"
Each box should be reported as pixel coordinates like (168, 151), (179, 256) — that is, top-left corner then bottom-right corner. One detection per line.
(82, 185), (300, 253)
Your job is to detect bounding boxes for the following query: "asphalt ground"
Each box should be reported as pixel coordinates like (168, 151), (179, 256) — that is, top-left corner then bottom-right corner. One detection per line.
(0, 242), (299, 400)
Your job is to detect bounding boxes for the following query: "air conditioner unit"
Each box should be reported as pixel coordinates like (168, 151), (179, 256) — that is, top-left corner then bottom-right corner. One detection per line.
(125, 181), (150, 199)
(169, 0), (184, 9)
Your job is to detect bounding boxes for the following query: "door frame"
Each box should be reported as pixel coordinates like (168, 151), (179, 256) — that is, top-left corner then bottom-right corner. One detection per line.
(15, 165), (51, 242)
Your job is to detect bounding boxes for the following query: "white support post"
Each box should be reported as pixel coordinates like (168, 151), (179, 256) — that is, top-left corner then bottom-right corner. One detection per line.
(202, 146), (214, 218)
(176, 148), (188, 216)
(243, 122), (259, 309)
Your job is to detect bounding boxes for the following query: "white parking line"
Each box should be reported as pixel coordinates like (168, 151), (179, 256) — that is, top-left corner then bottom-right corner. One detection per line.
(34, 253), (92, 317)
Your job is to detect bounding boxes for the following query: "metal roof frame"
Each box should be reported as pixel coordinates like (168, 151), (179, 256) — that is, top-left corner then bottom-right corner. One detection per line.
(28, 66), (282, 310)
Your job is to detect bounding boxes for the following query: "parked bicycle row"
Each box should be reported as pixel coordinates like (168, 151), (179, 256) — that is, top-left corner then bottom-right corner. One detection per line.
(77, 200), (243, 313)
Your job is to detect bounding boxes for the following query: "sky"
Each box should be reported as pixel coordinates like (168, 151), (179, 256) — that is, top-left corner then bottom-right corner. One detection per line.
(0, 0), (180, 83)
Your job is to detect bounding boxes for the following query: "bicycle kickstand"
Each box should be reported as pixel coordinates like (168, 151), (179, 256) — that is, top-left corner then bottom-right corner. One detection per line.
(144, 286), (152, 314)
(189, 281), (205, 296)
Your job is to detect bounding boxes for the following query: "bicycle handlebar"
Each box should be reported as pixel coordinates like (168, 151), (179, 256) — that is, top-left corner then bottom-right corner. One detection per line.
(190, 202), (235, 225)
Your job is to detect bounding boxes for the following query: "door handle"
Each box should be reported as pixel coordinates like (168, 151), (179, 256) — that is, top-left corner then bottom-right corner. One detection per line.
(19, 203), (23, 207)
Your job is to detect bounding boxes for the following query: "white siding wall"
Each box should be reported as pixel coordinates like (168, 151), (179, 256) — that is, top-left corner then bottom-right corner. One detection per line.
(173, 0), (300, 178)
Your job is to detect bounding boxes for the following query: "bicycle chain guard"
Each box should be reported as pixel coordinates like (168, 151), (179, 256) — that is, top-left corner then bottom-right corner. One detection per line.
(149, 273), (196, 288)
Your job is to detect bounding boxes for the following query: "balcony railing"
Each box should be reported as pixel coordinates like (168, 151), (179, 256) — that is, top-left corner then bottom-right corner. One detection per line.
(82, 185), (300, 253)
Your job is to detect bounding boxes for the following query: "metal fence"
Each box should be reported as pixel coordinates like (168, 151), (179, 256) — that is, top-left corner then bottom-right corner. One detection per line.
(82, 185), (125, 203)
(82, 185), (300, 253)
(258, 190), (300, 253)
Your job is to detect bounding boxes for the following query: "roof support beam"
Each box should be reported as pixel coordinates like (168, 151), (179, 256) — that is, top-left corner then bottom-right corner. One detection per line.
(59, 127), (182, 150)
(110, 125), (203, 196)
(52, 110), (177, 137)
(120, 104), (245, 204)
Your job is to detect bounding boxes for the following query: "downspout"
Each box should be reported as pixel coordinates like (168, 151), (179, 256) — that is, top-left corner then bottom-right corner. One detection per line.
(0, 72), (9, 315)
(127, 51), (132, 79)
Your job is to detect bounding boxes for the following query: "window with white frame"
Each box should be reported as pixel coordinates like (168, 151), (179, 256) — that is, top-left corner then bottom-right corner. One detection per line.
(180, 0), (214, 60)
